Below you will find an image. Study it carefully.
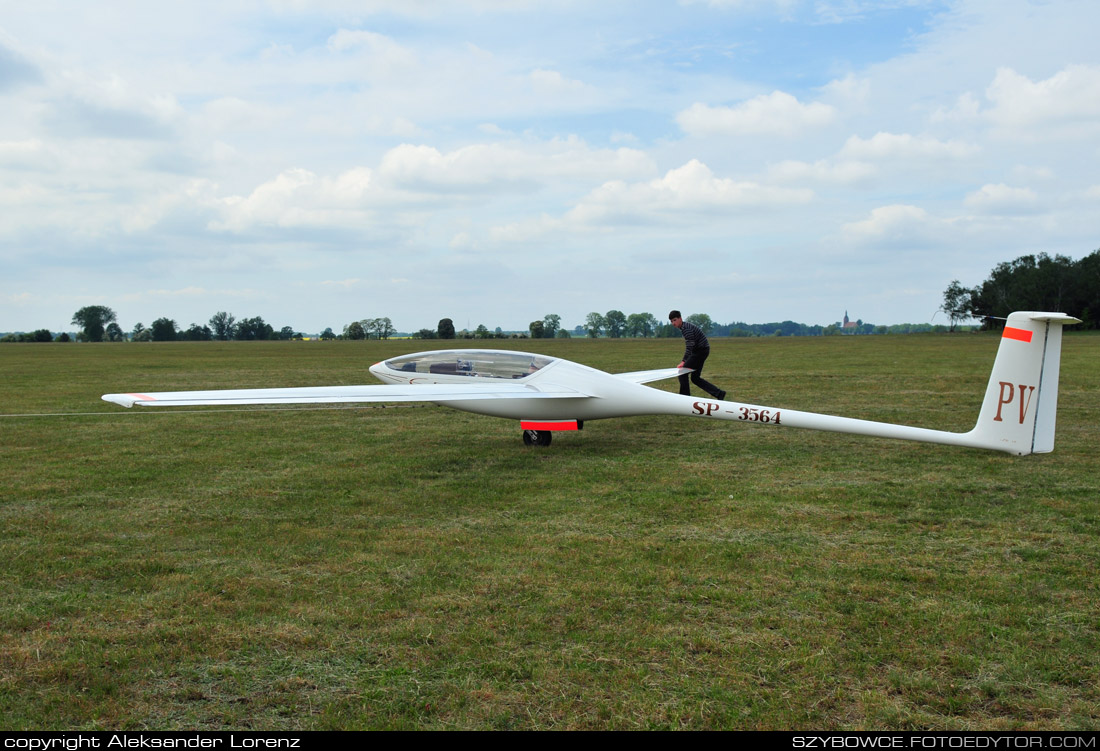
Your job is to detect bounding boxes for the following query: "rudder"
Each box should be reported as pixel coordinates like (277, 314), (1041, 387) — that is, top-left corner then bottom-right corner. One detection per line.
(968, 311), (1079, 455)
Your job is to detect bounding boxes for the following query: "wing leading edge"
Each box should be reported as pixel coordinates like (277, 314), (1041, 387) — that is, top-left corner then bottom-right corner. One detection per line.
(102, 382), (588, 408)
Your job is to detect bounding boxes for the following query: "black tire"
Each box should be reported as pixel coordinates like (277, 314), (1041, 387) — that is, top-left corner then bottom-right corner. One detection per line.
(522, 430), (552, 447)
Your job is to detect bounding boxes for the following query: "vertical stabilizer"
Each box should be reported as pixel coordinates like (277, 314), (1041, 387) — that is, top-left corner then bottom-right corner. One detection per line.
(968, 312), (1079, 455)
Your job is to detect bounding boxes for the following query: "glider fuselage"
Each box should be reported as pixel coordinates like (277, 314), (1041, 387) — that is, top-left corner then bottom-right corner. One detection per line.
(368, 350), (688, 421)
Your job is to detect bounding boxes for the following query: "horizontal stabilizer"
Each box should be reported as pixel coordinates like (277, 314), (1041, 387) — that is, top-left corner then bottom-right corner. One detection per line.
(615, 367), (692, 384)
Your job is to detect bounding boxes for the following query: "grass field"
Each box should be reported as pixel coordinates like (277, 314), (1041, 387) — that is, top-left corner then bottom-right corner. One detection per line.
(1, 334), (1097, 730)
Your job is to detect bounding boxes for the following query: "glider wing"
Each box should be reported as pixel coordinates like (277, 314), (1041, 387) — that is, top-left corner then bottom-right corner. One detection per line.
(102, 382), (588, 408)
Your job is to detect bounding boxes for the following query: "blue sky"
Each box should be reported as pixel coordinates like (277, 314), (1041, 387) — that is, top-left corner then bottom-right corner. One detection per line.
(2, 0), (1099, 334)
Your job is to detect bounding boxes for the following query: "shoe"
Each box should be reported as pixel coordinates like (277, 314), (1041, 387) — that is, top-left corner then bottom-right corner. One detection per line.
(716, 389), (726, 401)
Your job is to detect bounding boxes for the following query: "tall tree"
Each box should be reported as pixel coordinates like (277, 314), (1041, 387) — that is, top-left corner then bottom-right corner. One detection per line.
(366, 317), (395, 340)
(438, 318), (455, 339)
(940, 280), (973, 332)
(209, 311), (236, 341)
(605, 310), (626, 338)
(686, 313), (714, 335)
(71, 305), (116, 342)
(584, 312), (606, 338)
(343, 321), (366, 340)
(150, 318), (178, 341)
(626, 312), (658, 338)
(528, 320), (545, 339)
(236, 316), (273, 340)
(968, 253), (1076, 325)
(542, 314), (561, 338)
(185, 323), (212, 341)
(131, 323), (152, 342)
(105, 322), (125, 342)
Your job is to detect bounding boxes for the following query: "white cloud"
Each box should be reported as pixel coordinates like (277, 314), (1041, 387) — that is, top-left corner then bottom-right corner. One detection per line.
(212, 167), (376, 232)
(984, 64), (1100, 130)
(377, 139), (654, 192)
(841, 204), (939, 248)
(963, 183), (1040, 214)
(326, 29), (418, 70)
(767, 158), (877, 185)
(932, 65), (1100, 140)
(839, 132), (978, 160)
(676, 91), (836, 137)
(528, 68), (589, 95)
(820, 74), (871, 106)
(566, 159), (814, 225)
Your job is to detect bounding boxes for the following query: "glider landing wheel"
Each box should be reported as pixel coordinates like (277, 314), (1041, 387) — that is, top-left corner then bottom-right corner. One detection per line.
(522, 429), (552, 447)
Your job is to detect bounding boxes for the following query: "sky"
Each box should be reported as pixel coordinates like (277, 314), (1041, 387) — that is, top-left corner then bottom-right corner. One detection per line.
(2, 0), (1099, 334)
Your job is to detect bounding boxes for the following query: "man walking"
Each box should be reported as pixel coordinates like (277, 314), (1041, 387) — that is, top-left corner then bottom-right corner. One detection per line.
(669, 310), (726, 401)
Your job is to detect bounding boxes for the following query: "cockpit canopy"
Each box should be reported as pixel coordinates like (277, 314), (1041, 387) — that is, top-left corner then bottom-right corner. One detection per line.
(382, 350), (556, 380)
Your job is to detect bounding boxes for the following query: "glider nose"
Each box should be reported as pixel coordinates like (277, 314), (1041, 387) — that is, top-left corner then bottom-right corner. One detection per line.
(369, 361), (395, 383)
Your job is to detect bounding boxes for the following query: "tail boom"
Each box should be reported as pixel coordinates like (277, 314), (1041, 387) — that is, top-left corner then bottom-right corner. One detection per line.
(681, 311), (1078, 456)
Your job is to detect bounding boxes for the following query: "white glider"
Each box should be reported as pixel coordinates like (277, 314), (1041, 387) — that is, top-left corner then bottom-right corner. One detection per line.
(102, 310), (1078, 455)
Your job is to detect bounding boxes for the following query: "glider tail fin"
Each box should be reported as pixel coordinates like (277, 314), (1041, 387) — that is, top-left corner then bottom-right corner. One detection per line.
(967, 311), (1079, 455)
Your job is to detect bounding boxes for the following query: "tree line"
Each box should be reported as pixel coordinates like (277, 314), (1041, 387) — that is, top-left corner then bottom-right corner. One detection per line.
(941, 249), (1100, 330)
(15, 247), (1097, 345)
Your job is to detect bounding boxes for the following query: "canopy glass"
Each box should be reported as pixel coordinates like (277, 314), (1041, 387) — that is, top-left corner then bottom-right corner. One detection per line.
(382, 351), (556, 380)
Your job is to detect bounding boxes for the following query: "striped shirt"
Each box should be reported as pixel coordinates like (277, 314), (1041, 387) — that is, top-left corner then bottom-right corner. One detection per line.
(679, 320), (710, 360)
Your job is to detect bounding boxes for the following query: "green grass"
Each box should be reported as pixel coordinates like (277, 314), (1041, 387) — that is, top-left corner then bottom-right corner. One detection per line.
(1, 334), (1097, 730)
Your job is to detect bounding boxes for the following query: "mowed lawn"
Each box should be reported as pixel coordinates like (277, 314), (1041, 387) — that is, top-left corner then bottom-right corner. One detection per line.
(1, 334), (1097, 730)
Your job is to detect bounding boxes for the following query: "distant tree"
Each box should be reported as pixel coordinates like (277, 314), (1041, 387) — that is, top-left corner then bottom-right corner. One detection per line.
(3, 329), (55, 343)
(105, 322), (125, 342)
(185, 323), (212, 341)
(686, 313), (714, 335)
(626, 312), (658, 338)
(584, 312), (606, 338)
(320, 327), (336, 340)
(940, 280), (974, 332)
(542, 314), (561, 339)
(475, 324), (491, 339)
(968, 253), (1076, 327)
(57, 332), (72, 342)
(209, 311), (236, 341)
(279, 326), (295, 340)
(556, 329), (571, 338)
(605, 310), (626, 338)
(529, 320), (545, 339)
(150, 318), (178, 341)
(343, 321), (366, 340)
(438, 318), (455, 339)
(131, 323), (152, 342)
(1073, 249), (1100, 328)
(366, 317), (395, 340)
(236, 316), (273, 341)
(71, 305), (116, 342)
(412, 328), (435, 339)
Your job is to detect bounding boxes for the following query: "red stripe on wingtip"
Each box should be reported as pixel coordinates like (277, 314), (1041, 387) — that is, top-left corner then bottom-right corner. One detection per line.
(1002, 326), (1033, 343)
(127, 393), (155, 401)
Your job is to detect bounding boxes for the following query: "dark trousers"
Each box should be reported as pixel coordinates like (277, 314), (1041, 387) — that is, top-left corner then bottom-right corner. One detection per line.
(679, 347), (723, 398)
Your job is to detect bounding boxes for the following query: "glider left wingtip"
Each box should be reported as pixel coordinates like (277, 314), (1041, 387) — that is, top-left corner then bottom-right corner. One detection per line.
(102, 393), (145, 408)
